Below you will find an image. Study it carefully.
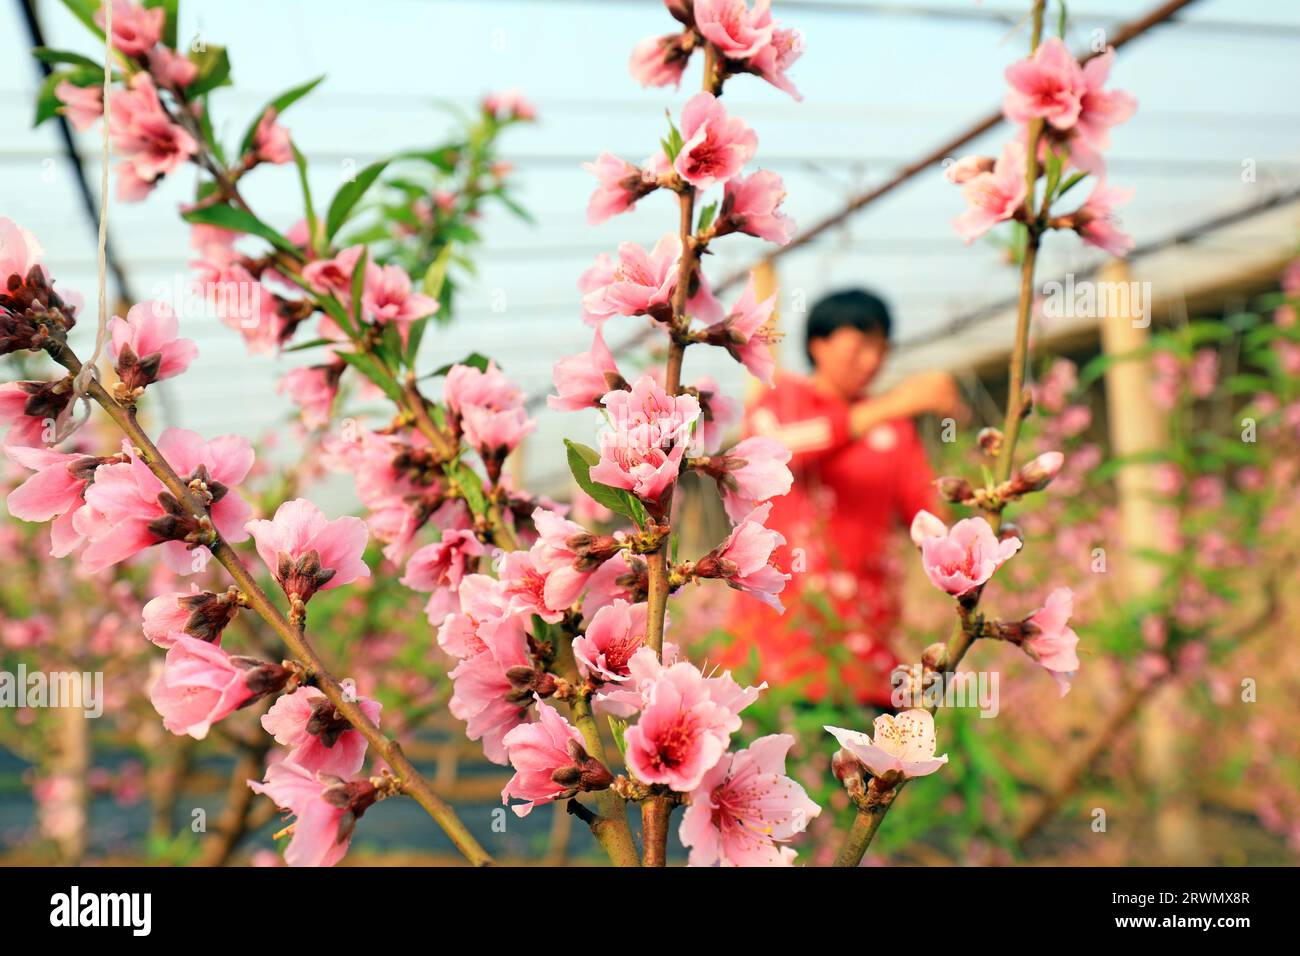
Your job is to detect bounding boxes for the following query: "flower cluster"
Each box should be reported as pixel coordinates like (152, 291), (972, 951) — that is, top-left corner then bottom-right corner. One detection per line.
(949, 35), (1137, 255)
(630, 0), (804, 100)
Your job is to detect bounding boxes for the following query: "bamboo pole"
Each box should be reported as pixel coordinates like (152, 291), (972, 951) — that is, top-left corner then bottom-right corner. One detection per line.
(1097, 258), (1200, 863)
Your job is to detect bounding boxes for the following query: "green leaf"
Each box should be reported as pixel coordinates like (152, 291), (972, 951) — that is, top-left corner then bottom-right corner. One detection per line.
(33, 66), (100, 127)
(282, 337), (335, 353)
(337, 351), (402, 403)
(1043, 148), (1065, 207)
(195, 94), (225, 165)
(187, 45), (231, 98)
(396, 146), (461, 172)
(444, 460), (487, 516)
(1056, 170), (1088, 201)
(238, 75), (324, 157)
(291, 143), (321, 255)
(661, 110), (685, 161)
(607, 717), (628, 759)
(349, 247), (370, 330)
(696, 201), (718, 234)
(564, 439), (648, 525)
(422, 243), (454, 299)
(429, 352), (491, 377)
(32, 48), (102, 71)
(181, 203), (299, 256)
(325, 160), (391, 239)
(143, 0), (180, 48)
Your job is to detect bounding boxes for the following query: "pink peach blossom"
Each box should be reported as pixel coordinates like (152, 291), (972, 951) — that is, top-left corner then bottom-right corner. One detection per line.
(301, 245), (368, 305)
(919, 516), (1021, 597)
(401, 528), (486, 625)
(437, 573), (514, 658)
(245, 498), (370, 604)
(945, 155), (995, 184)
(629, 34), (690, 89)
(1072, 179), (1135, 257)
(1189, 348), (1218, 398)
(1022, 587), (1081, 696)
(952, 141), (1027, 243)
(448, 612), (534, 764)
(150, 636), (271, 739)
(4, 445), (101, 557)
(500, 698), (588, 817)
(1069, 49), (1137, 171)
(147, 46), (198, 88)
(591, 375), (701, 504)
(1003, 37), (1085, 130)
(709, 272), (779, 384)
(499, 549), (564, 623)
(717, 169), (793, 244)
(363, 263), (438, 331)
(581, 551), (646, 616)
(96, 0), (164, 57)
(277, 365), (340, 430)
(252, 108), (294, 165)
(0, 217), (43, 285)
(711, 435), (792, 522)
(826, 710), (949, 780)
(549, 328), (624, 412)
(623, 660), (745, 791)
(262, 686), (382, 777)
(483, 89), (535, 122)
(54, 81), (103, 132)
(246, 761), (355, 867)
(694, 0), (775, 59)
(443, 360), (521, 418)
(909, 508), (948, 546)
(581, 235), (680, 320)
(748, 22), (804, 100)
(0, 380), (70, 447)
(461, 404), (534, 461)
(141, 584), (235, 647)
(530, 507), (607, 611)
(114, 162), (156, 202)
(674, 92), (757, 190)
(703, 502), (789, 611)
(107, 300), (198, 389)
(77, 428), (254, 574)
(584, 153), (659, 224)
(108, 73), (197, 188)
(573, 599), (650, 683)
(679, 734), (820, 866)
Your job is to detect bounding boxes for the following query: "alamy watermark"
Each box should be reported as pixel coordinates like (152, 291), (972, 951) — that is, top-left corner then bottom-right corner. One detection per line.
(1042, 273), (1152, 328)
(892, 665), (1000, 718)
(0, 665), (103, 718)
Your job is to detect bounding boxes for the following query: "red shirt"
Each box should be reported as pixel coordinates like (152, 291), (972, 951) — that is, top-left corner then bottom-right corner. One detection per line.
(720, 372), (938, 706)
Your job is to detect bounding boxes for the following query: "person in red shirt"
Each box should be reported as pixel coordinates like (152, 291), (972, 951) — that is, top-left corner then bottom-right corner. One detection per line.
(720, 289), (967, 707)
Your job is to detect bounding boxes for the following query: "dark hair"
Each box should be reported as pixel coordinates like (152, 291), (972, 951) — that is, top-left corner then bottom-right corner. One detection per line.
(805, 289), (893, 364)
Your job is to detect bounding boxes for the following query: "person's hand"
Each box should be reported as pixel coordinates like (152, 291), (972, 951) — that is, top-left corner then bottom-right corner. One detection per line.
(887, 371), (969, 423)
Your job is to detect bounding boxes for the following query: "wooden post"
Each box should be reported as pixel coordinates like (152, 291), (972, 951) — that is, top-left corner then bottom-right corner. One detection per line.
(1098, 259), (1201, 864)
(749, 260), (780, 402)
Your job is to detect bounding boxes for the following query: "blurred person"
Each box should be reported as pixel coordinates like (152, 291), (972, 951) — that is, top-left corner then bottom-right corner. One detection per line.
(720, 288), (967, 708)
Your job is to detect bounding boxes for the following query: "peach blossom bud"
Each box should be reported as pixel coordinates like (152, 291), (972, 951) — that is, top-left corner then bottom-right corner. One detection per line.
(921, 642), (948, 671)
(831, 749), (865, 790)
(937, 476), (974, 503)
(977, 427), (1003, 456)
(1018, 451), (1064, 490)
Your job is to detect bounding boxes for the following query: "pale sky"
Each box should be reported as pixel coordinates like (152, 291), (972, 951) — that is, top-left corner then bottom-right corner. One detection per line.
(3, 0), (1299, 489)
